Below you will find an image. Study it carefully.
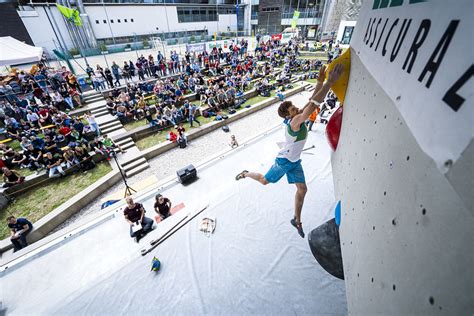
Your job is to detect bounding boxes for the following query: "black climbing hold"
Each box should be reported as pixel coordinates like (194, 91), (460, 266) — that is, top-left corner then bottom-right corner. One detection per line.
(429, 296), (435, 305)
(308, 218), (344, 280)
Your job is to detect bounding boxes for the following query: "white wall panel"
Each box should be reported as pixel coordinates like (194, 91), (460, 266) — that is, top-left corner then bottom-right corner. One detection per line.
(332, 51), (474, 314)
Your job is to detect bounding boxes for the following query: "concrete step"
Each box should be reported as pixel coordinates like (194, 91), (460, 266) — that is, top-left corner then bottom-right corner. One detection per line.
(122, 157), (147, 172)
(91, 106), (108, 114)
(117, 141), (135, 152)
(101, 123), (123, 135)
(114, 138), (135, 152)
(84, 94), (104, 102)
(116, 137), (133, 147)
(99, 119), (121, 129)
(124, 162), (150, 178)
(120, 153), (145, 167)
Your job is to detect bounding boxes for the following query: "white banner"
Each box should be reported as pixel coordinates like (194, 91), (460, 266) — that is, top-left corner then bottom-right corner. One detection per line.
(351, 0), (473, 173)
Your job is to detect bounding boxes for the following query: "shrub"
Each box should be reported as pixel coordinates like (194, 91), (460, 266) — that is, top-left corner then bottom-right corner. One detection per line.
(69, 47), (80, 56)
(99, 43), (107, 52)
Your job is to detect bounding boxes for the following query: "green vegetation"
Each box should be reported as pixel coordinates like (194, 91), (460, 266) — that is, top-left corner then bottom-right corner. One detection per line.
(135, 93), (276, 150)
(69, 48), (80, 56)
(0, 162), (112, 239)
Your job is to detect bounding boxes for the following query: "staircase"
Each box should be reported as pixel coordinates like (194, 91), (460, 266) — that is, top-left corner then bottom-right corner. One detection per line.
(79, 90), (151, 178)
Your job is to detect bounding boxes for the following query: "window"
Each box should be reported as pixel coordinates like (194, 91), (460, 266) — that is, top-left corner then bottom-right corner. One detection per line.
(177, 7), (218, 23)
(95, 20), (99, 24)
(103, 19), (106, 23)
(262, 7), (279, 12)
(124, 19), (128, 22)
(131, 18), (134, 22)
(110, 19), (114, 23)
(117, 19), (121, 23)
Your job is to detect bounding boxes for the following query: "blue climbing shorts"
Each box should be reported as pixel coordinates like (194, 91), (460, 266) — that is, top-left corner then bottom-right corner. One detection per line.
(264, 158), (305, 184)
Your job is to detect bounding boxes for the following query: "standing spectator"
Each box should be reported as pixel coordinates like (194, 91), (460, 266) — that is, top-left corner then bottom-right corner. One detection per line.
(154, 194), (172, 220)
(123, 197), (154, 243)
(188, 103), (201, 127)
(7, 216), (33, 252)
(111, 62), (121, 86)
(104, 68), (114, 88)
(84, 112), (100, 136)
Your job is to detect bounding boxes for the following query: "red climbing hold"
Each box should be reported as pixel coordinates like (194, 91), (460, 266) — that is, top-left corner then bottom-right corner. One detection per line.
(326, 106), (343, 151)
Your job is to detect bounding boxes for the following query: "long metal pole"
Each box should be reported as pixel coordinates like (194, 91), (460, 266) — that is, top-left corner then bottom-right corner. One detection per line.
(102, 0), (116, 44)
(45, 4), (68, 53)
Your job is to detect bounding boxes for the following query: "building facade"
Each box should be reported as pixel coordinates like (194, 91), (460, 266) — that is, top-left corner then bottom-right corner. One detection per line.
(13, 0), (248, 57)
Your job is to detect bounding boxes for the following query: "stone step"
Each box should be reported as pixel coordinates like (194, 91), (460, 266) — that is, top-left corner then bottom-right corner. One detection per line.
(122, 157), (147, 172)
(91, 106), (108, 114)
(99, 119), (121, 129)
(117, 141), (135, 152)
(125, 162), (150, 178)
(120, 154), (145, 167)
(84, 94), (104, 102)
(115, 137), (133, 147)
(101, 123), (123, 135)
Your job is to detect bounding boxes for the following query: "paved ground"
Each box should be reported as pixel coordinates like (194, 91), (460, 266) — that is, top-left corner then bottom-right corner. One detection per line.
(53, 89), (313, 231)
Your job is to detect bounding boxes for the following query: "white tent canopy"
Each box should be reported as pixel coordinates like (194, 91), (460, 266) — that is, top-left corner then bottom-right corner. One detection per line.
(0, 36), (43, 66)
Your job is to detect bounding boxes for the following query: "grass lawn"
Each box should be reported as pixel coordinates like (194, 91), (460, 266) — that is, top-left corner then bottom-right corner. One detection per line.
(135, 93), (276, 150)
(0, 162), (112, 239)
(123, 119), (148, 131)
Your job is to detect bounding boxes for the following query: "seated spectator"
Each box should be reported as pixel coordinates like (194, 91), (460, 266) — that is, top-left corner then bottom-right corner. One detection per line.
(229, 135), (239, 148)
(101, 134), (126, 154)
(176, 123), (187, 144)
(167, 131), (177, 143)
(123, 197), (154, 243)
(26, 144), (44, 172)
(91, 136), (107, 155)
(154, 194), (172, 220)
(11, 152), (29, 169)
(7, 216), (33, 252)
(63, 148), (80, 168)
(1, 167), (25, 188)
(44, 152), (66, 178)
(74, 146), (95, 172)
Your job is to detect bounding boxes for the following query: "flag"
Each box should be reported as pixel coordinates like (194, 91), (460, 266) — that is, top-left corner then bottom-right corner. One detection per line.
(56, 4), (83, 26)
(291, 10), (300, 29)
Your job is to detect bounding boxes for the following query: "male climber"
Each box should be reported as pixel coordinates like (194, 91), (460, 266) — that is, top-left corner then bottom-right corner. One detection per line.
(235, 64), (343, 238)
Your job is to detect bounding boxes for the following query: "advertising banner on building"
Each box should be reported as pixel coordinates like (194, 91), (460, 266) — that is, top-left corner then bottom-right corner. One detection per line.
(351, 0), (473, 173)
(186, 43), (206, 53)
(271, 34), (282, 40)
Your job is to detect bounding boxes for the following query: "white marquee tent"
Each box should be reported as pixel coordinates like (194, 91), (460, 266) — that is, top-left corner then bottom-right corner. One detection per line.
(0, 36), (43, 66)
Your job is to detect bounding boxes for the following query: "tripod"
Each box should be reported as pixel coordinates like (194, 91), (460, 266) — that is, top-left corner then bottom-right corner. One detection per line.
(110, 151), (136, 198)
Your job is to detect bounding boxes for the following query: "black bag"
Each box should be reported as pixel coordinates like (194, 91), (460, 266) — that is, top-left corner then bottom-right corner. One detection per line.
(228, 109), (236, 114)
(178, 137), (187, 148)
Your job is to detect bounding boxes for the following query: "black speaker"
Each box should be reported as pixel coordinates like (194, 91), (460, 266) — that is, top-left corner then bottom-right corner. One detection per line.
(176, 164), (197, 184)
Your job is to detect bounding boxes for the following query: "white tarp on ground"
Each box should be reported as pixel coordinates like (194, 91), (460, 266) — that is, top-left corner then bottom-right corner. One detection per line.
(0, 125), (347, 315)
(0, 36), (43, 66)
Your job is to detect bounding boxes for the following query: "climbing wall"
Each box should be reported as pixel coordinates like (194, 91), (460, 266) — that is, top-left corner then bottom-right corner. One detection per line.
(330, 1), (473, 314)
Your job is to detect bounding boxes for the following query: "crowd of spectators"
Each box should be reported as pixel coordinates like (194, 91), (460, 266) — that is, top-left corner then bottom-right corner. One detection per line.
(1, 36), (330, 189)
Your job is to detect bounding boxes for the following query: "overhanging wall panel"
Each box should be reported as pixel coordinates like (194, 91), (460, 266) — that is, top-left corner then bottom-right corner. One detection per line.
(332, 51), (473, 314)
